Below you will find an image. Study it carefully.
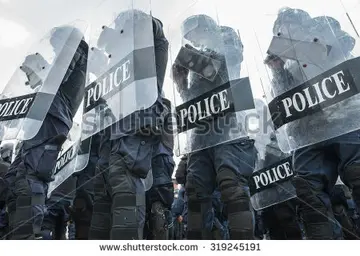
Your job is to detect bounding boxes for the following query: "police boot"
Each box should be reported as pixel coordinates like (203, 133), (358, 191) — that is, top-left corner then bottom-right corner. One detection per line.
(217, 169), (254, 240)
(150, 201), (170, 240)
(292, 177), (333, 239)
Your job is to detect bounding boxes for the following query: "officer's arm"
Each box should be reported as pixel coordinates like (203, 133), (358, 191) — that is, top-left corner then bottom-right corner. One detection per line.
(153, 18), (169, 92)
(60, 40), (88, 86)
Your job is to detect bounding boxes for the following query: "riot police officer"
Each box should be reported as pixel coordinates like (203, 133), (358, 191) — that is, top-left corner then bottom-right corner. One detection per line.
(172, 16), (256, 240)
(4, 27), (88, 239)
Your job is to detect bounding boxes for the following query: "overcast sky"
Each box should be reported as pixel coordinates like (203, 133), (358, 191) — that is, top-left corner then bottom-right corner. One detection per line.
(1, 0), (359, 93)
(1, 0), (360, 165)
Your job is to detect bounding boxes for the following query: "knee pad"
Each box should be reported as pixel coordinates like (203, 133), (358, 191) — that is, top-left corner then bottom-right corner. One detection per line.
(292, 176), (329, 211)
(217, 169), (253, 239)
(216, 168), (249, 204)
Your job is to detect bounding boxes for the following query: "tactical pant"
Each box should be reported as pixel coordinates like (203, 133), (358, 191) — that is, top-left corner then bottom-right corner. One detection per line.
(144, 154), (175, 240)
(293, 130), (360, 240)
(89, 134), (155, 240)
(262, 199), (303, 239)
(89, 156), (111, 240)
(5, 115), (68, 239)
(212, 190), (229, 240)
(72, 155), (96, 239)
(185, 139), (256, 240)
(41, 197), (71, 239)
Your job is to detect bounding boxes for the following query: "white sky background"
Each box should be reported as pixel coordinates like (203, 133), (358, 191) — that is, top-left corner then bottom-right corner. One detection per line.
(1, 0), (360, 167)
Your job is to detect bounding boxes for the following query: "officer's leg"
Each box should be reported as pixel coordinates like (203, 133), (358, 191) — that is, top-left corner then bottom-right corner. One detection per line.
(89, 163), (112, 240)
(0, 174), (9, 239)
(41, 198), (58, 239)
(262, 206), (283, 239)
(147, 154), (175, 240)
(72, 195), (93, 239)
(73, 157), (96, 240)
(0, 182), (9, 239)
(214, 140), (256, 240)
(55, 200), (71, 240)
(4, 154), (21, 239)
(293, 145), (337, 239)
(272, 199), (302, 239)
(253, 210), (265, 240)
(185, 150), (215, 240)
(108, 135), (153, 240)
(12, 135), (66, 240)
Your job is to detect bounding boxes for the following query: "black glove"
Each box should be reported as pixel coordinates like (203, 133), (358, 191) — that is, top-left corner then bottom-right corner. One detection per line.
(175, 155), (188, 185)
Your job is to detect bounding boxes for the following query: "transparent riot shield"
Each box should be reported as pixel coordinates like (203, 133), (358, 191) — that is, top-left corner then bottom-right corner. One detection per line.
(250, 98), (296, 210)
(251, 134), (296, 210)
(82, 0), (158, 140)
(250, 0), (360, 153)
(0, 21), (87, 141)
(141, 168), (153, 191)
(47, 140), (80, 197)
(48, 106), (83, 196)
(168, 0), (256, 155)
(75, 136), (92, 172)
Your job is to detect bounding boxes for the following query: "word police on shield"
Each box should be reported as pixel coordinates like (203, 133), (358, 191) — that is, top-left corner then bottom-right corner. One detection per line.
(269, 58), (360, 130)
(0, 94), (35, 121)
(176, 78), (254, 133)
(249, 157), (295, 194)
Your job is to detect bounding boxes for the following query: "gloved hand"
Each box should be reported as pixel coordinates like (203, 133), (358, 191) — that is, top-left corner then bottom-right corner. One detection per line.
(20, 53), (49, 89)
(264, 54), (285, 70)
(172, 63), (189, 94)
